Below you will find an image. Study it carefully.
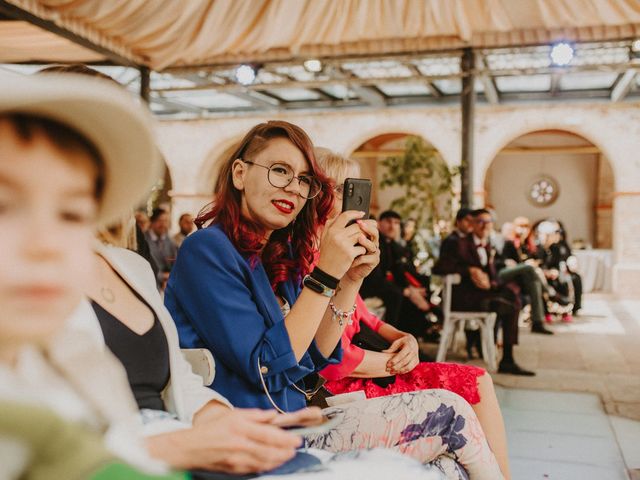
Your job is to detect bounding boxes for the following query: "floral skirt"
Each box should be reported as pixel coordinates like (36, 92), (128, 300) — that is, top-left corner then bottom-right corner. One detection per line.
(305, 390), (503, 480)
(325, 362), (486, 405)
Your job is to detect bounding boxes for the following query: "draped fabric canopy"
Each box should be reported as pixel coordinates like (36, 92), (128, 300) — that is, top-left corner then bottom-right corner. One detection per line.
(3, 0), (640, 69)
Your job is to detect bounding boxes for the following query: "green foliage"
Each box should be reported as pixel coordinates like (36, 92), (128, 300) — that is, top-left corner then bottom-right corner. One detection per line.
(380, 136), (459, 234)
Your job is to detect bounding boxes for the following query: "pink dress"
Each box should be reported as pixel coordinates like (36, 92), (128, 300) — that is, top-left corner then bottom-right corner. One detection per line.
(321, 295), (486, 405)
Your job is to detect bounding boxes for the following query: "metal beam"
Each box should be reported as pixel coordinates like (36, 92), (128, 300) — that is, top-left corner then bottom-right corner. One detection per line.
(0, 0), (138, 67)
(404, 62), (443, 98)
(425, 82), (443, 98)
(460, 48), (476, 208)
(611, 69), (637, 102)
(550, 72), (561, 95)
(477, 55), (499, 104)
(231, 90), (280, 109)
(139, 66), (150, 103)
(151, 96), (206, 114)
(351, 85), (387, 107)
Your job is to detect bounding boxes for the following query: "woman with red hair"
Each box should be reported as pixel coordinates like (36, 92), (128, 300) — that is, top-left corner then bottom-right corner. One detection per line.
(165, 121), (503, 479)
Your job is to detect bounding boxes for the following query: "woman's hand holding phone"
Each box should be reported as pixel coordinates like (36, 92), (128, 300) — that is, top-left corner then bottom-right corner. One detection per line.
(344, 218), (380, 283)
(316, 210), (368, 279)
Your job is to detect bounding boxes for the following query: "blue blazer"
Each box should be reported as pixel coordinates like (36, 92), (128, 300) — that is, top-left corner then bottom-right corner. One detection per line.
(165, 224), (341, 411)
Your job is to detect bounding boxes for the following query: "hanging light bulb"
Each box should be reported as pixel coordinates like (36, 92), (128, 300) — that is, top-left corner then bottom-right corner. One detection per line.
(303, 59), (323, 73)
(550, 42), (574, 66)
(235, 64), (256, 85)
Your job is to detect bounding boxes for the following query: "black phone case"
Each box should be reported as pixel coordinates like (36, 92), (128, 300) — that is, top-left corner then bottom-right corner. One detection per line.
(341, 178), (372, 221)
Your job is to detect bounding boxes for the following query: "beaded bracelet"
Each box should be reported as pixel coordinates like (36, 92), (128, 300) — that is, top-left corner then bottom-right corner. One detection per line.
(329, 301), (356, 327)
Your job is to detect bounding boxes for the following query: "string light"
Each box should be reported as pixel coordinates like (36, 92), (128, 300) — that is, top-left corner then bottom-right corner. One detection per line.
(303, 59), (323, 73)
(235, 64), (256, 85)
(550, 42), (574, 66)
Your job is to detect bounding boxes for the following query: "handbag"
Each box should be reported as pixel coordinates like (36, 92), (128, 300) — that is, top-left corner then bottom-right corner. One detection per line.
(351, 323), (396, 388)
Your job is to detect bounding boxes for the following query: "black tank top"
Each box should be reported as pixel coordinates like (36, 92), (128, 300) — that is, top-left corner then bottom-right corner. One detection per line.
(91, 295), (170, 412)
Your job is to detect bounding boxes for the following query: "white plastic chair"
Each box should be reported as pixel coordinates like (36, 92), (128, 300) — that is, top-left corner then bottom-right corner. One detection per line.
(435, 274), (498, 372)
(181, 348), (215, 386)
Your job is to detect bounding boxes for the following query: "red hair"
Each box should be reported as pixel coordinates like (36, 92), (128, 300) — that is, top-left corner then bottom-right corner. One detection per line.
(196, 121), (333, 290)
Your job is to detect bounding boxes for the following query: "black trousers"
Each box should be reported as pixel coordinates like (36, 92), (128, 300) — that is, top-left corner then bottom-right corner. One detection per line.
(478, 287), (521, 348)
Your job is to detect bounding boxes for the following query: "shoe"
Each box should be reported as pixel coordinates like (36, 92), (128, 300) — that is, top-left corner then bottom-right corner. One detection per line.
(562, 313), (573, 323)
(544, 314), (553, 324)
(531, 323), (554, 335)
(498, 361), (536, 376)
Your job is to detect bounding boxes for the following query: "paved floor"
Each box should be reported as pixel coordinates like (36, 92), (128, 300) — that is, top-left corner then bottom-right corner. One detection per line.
(497, 387), (635, 479)
(423, 293), (640, 478)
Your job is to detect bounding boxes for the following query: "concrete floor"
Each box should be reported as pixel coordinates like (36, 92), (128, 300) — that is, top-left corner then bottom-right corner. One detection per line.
(425, 294), (640, 479)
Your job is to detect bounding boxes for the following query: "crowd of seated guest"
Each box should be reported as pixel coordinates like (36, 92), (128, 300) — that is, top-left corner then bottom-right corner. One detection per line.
(498, 216), (582, 322)
(360, 210), (442, 341)
(1, 67), (509, 480)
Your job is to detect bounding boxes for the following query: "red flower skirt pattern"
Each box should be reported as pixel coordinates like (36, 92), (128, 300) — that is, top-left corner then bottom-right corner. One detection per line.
(325, 362), (486, 405)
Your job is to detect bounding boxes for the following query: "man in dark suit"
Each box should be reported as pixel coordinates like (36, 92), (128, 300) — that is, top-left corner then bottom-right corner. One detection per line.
(361, 210), (432, 333)
(436, 208), (535, 376)
(434, 208), (474, 277)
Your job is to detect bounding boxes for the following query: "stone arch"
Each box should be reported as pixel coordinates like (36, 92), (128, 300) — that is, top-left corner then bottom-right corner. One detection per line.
(483, 129), (615, 250)
(347, 131), (454, 222)
(342, 121), (457, 169)
(476, 117), (619, 193)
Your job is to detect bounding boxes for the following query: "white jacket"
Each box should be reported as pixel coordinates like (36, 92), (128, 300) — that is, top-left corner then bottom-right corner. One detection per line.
(67, 242), (231, 434)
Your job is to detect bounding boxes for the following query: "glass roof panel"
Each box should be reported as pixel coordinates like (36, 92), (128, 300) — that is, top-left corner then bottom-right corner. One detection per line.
(320, 85), (354, 99)
(484, 46), (551, 71)
(559, 71), (618, 90)
(432, 79), (461, 94)
(342, 60), (413, 79)
(254, 70), (286, 84)
(412, 56), (460, 76)
(159, 90), (252, 109)
(265, 88), (321, 101)
(495, 75), (551, 92)
(572, 42), (630, 66)
(273, 64), (331, 82)
(376, 82), (431, 96)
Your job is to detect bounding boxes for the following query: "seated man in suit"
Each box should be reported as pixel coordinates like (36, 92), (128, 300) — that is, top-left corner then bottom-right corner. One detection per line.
(360, 210), (434, 336)
(435, 209), (535, 376)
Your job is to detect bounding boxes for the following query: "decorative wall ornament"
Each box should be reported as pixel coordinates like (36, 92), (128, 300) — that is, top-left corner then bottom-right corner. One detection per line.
(527, 176), (559, 207)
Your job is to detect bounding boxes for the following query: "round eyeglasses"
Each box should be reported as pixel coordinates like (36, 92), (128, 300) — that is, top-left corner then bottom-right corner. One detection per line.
(242, 160), (322, 199)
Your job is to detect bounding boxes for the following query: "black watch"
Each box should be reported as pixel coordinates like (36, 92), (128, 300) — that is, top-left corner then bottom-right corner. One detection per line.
(302, 274), (335, 298)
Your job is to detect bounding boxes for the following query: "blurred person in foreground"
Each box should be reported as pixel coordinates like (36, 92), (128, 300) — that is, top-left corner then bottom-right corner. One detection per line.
(0, 69), (186, 479)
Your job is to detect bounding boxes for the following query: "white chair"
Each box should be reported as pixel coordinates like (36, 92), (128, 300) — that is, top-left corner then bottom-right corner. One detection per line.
(435, 274), (498, 372)
(181, 348), (215, 386)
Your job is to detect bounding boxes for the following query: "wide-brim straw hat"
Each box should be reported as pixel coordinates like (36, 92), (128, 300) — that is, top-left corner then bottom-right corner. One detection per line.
(0, 69), (162, 226)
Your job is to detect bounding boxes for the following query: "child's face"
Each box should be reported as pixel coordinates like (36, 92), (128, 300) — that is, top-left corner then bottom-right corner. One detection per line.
(0, 120), (98, 351)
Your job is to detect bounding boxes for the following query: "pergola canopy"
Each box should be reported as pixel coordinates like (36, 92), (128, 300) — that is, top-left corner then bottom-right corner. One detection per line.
(2, 0), (640, 69)
(2, 0), (640, 117)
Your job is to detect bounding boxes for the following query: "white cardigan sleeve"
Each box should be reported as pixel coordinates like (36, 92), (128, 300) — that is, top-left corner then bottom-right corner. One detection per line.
(96, 245), (232, 425)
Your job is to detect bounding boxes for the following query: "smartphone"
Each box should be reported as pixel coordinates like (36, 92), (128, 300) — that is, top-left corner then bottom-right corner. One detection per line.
(341, 178), (372, 224)
(284, 410), (343, 437)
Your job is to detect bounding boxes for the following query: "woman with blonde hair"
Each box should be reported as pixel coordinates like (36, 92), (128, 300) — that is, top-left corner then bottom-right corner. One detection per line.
(314, 148), (511, 479)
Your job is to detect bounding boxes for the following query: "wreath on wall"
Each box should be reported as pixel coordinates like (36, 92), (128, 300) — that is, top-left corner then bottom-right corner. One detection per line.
(527, 176), (559, 207)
